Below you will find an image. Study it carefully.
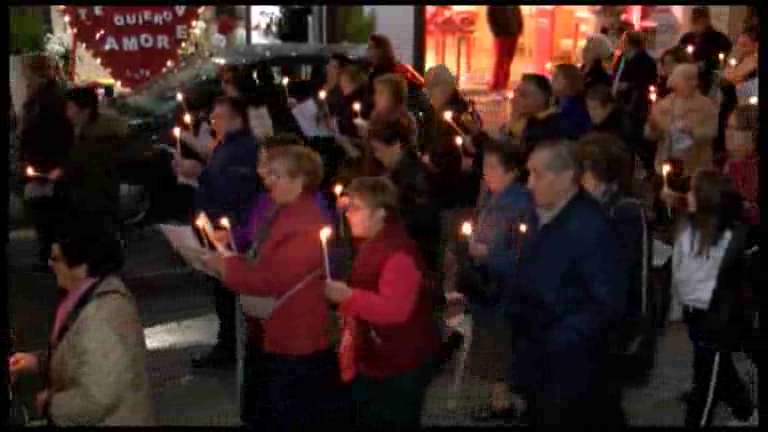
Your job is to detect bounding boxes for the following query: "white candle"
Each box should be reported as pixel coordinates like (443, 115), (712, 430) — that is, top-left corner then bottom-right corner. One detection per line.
(748, 96), (758, 105)
(334, 184), (344, 199)
(352, 101), (362, 119)
(173, 127), (182, 154)
(728, 58), (737, 67)
(219, 217), (238, 254)
(25, 165), (41, 178)
(718, 52), (725, 63)
(183, 113), (192, 126)
(454, 136), (463, 148)
(461, 221), (473, 242)
(195, 217), (211, 249)
(319, 226), (333, 280)
(517, 223), (528, 254)
(319, 90), (327, 101)
(176, 92), (188, 112)
(662, 163), (673, 218)
(686, 45), (694, 55)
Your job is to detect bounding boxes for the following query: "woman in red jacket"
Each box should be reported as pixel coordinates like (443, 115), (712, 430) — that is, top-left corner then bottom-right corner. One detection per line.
(203, 145), (343, 430)
(324, 176), (440, 430)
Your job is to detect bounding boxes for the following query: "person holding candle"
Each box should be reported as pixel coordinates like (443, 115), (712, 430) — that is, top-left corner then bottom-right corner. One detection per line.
(323, 53), (353, 118)
(181, 96), (262, 370)
(575, 133), (657, 386)
(324, 176), (440, 431)
(612, 32), (658, 131)
(723, 27), (758, 100)
(657, 46), (695, 100)
(19, 54), (74, 267)
(678, 6), (733, 96)
(505, 139), (628, 427)
(336, 63), (373, 140)
(457, 140), (533, 423)
(646, 63), (718, 178)
(201, 145), (342, 430)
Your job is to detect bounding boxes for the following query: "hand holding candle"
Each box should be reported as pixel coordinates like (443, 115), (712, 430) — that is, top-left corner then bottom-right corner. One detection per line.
(352, 102), (362, 119)
(461, 221), (473, 242)
(319, 226), (333, 280)
(218, 217), (238, 254)
(173, 127), (182, 154)
(661, 163), (673, 218)
(195, 214), (212, 249)
(183, 113), (192, 126)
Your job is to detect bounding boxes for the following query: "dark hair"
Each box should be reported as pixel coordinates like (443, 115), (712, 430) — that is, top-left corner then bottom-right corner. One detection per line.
(65, 87), (100, 121)
(55, 222), (124, 278)
(215, 96), (251, 131)
(521, 73), (553, 101)
(553, 63), (584, 97)
(374, 73), (408, 108)
(576, 132), (634, 192)
(263, 134), (304, 150)
(330, 53), (352, 68)
(691, 6), (711, 23)
(624, 31), (646, 50)
(687, 169), (743, 257)
(483, 140), (526, 174)
(367, 113), (414, 147)
(585, 84), (616, 107)
(660, 45), (694, 67)
(369, 34), (397, 68)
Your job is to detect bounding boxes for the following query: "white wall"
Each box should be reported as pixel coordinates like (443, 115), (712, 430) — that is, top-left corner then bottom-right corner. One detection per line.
(367, 6), (416, 65)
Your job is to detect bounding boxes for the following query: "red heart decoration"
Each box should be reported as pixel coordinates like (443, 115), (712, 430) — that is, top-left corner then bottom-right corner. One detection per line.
(62, 6), (201, 88)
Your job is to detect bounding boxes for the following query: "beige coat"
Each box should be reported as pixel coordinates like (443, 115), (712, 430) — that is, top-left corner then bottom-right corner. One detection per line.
(646, 92), (718, 177)
(38, 277), (154, 426)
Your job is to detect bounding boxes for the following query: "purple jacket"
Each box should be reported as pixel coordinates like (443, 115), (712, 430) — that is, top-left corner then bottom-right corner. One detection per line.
(233, 191), (337, 253)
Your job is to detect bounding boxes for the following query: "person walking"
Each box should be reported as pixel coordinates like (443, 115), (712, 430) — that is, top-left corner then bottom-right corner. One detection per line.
(174, 96), (263, 369)
(678, 6), (733, 96)
(487, 6), (524, 93)
(9, 222), (154, 426)
(325, 176), (441, 431)
(669, 169), (757, 427)
(505, 139), (628, 427)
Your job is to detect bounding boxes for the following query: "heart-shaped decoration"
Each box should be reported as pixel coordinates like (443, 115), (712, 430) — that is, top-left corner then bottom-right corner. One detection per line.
(62, 6), (201, 88)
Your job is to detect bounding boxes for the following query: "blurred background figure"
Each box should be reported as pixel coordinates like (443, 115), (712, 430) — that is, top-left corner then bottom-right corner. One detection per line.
(581, 34), (614, 93)
(657, 46), (695, 99)
(722, 105), (759, 228)
(678, 6), (733, 97)
(486, 6), (524, 94)
(552, 64), (591, 140)
(502, 74), (562, 163)
(613, 31), (658, 134)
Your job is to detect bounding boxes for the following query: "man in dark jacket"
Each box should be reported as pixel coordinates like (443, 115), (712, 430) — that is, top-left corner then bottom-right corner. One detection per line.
(19, 55), (75, 265)
(613, 31), (658, 128)
(505, 140), (628, 427)
(175, 96), (263, 368)
(586, 84), (655, 175)
(336, 63), (373, 140)
(679, 6), (733, 96)
(487, 6), (524, 93)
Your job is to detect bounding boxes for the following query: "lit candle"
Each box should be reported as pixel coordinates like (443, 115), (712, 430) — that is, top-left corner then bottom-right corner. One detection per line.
(460, 221), (473, 242)
(686, 45), (694, 55)
(282, 77), (290, 100)
(454, 136), (463, 148)
(319, 226), (333, 280)
(545, 61), (553, 72)
(334, 183), (344, 199)
(649, 92), (657, 103)
(183, 113), (192, 126)
(25, 166), (41, 178)
(176, 92), (188, 112)
(748, 96), (758, 105)
(662, 163), (673, 218)
(195, 214), (211, 249)
(517, 223), (528, 254)
(352, 101), (362, 119)
(219, 217), (238, 254)
(173, 127), (182, 154)
(442, 110), (462, 135)
(318, 90), (327, 101)
(728, 58), (737, 67)
(718, 52), (725, 64)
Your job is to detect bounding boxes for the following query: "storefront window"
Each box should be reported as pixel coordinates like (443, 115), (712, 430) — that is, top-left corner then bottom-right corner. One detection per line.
(424, 5), (597, 91)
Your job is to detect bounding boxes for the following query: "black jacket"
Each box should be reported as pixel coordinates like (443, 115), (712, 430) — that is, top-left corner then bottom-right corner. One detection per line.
(337, 85), (373, 139)
(614, 50), (658, 121)
(582, 60), (613, 93)
(592, 107), (654, 173)
(679, 28), (733, 93)
(388, 149), (441, 269)
(19, 80), (74, 173)
(487, 6), (523, 38)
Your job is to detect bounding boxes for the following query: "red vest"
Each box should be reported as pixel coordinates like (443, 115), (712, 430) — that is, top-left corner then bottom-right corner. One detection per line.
(342, 222), (440, 380)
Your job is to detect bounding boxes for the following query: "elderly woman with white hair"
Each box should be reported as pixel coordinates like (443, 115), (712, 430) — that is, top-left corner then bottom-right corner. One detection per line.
(581, 34), (614, 92)
(645, 63), (718, 177)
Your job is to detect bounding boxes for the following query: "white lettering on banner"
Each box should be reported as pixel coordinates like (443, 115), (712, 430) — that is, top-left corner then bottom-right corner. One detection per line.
(122, 36), (140, 51)
(143, 10), (153, 22)
(126, 14), (137, 25)
(77, 8), (88, 20)
(104, 36), (119, 51)
(153, 14), (164, 25)
(157, 34), (170, 49)
(162, 11), (173, 22)
(176, 25), (188, 40)
(93, 6), (103, 16)
(114, 14), (125, 26)
(139, 33), (154, 48)
(174, 6), (187, 17)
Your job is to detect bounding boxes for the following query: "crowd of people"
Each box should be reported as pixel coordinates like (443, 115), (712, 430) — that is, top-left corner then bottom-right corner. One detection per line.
(9, 5), (760, 428)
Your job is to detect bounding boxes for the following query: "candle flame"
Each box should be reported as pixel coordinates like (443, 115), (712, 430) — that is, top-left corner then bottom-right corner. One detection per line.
(219, 217), (231, 229)
(649, 85), (656, 93)
(282, 77), (290, 86)
(319, 226), (333, 242)
(352, 102), (361, 112)
(718, 52), (725, 61)
(176, 92), (184, 103)
(318, 90), (327, 100)
(686, 45), (694, 55)
(749, 96), (758, 105)
(183, 113), (192, 125)
(26, 166), (37, 177)
(333, 184), (344, 197)
(649, 93), (657, 103)
(173, 127), (181, 138)
(454, 136), (463, 147)
(662, 163), (671, 176)
(545, 62), (553, 71)
(519, 223), (528, 234)
(443, 111), (453, 121)
(461, 222), (473, 236)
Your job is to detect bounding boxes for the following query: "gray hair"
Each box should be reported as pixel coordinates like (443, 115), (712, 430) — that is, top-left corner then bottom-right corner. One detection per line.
(534, 140), (582, 179)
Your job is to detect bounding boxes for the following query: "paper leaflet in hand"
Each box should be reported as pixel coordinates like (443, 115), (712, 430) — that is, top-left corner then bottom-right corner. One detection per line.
(157, 224), (220, 278)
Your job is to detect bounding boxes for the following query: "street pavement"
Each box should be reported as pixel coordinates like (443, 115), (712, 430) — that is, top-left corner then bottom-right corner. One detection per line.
(8, 225), (757, 427)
